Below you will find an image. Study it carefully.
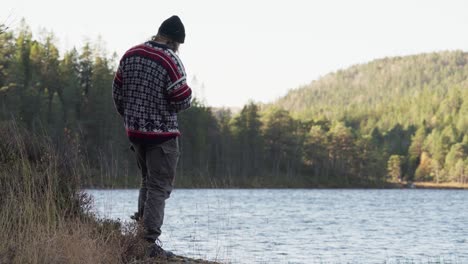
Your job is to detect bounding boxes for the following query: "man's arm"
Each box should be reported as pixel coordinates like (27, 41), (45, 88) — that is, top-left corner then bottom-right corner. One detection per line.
(167, 80), (192, 112)
(165, 52), (192, 112)
(112, 64), (124, 116)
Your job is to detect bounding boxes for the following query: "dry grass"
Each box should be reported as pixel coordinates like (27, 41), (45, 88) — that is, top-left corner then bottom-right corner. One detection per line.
(1, 220), (121, 264)
(0, 121), (219, 264)
(0, 120), (120, 263)
(0, 121), (143, 263)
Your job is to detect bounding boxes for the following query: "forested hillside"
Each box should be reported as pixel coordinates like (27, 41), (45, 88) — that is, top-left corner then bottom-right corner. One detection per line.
(272, 51), (468, 184)
(275, 52), (467, 131)
(1, 22), (467, 187)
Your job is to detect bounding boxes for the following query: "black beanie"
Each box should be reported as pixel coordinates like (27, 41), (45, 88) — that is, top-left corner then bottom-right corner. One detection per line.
(158, 15), (185, 43)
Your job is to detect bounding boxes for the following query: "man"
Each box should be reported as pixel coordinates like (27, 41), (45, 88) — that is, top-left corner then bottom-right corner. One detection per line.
(112, 15), (192, 258)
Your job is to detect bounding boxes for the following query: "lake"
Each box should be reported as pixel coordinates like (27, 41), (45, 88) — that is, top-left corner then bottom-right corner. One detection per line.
(86, 189), (468, 264)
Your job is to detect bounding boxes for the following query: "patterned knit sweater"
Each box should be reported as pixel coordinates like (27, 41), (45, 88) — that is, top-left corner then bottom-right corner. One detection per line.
(112, 41), (192, 143)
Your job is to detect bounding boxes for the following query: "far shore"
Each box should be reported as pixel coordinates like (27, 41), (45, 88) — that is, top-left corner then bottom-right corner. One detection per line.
(83, 181), (468, 190)
(384, 181), (468, 190)
(410, 182), (468, 190)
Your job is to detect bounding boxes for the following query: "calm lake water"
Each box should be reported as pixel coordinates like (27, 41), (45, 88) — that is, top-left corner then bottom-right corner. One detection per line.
(86, 189), (468, 264)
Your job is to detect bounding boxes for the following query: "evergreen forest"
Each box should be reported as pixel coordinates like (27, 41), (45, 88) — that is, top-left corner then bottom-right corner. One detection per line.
(1, 22), (467, 188)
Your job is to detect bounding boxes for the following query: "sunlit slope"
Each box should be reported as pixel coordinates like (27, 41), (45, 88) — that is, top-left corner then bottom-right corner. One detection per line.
(273, 51), (468, 130)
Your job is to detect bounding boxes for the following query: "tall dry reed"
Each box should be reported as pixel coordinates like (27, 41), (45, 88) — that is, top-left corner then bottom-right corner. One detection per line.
(0, 121), (128, 263)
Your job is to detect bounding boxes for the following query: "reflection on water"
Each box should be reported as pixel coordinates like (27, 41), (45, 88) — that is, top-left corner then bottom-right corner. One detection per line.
(86, 189), (468, 264)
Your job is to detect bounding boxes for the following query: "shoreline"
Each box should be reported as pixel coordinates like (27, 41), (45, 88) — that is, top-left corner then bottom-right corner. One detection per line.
(411, 182), (468, 190)
(83, 181), (468, 190)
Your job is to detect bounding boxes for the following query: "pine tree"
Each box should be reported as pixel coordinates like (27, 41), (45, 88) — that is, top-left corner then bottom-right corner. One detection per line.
(387, 155), (403, 182)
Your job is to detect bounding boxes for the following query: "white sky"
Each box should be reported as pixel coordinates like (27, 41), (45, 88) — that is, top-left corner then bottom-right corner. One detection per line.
(2, 0), (468, 107)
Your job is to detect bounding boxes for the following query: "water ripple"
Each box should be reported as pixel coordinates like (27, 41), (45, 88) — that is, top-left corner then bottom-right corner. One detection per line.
(86, 189), (468, 264)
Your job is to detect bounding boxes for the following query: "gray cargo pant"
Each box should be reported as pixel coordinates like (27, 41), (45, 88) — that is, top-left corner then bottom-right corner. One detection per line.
(132, 138), (179, 242)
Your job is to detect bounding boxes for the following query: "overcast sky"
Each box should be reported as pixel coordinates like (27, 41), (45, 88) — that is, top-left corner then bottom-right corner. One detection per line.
(2, 0), (468, 107)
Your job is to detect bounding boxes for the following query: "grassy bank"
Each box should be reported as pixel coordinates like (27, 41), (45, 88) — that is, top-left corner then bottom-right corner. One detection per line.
(0, 121), (218, 264)
(0, 121), (123, 263)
